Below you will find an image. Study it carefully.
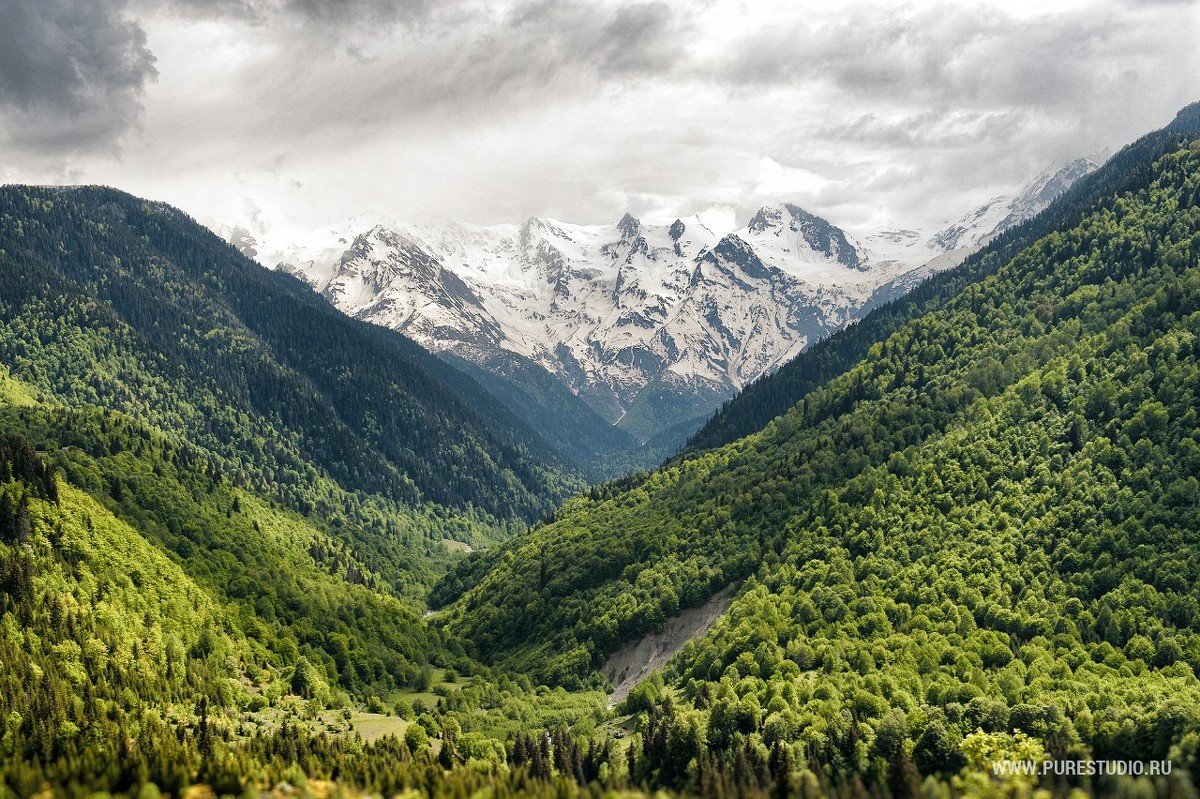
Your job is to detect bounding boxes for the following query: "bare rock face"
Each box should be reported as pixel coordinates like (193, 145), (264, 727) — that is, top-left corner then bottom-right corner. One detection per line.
(601, 585), (737, 706)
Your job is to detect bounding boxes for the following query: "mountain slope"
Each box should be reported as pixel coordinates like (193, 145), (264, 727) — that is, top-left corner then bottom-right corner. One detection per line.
(0, 195), (615, 795)
(273, 162), (1100, 473)
(0, 406), (613, 797)
(432, 132), (1200, 790)
(929, 153), (1108, 253)
(0, 434), (249, 794)
(0, 186), (578, 527)
(276, 209), (937, 455)
(0, 305), (456, 694)
(0, 181), (590, 715)
(440, 349), (641, 474)
(0, 372), (449, 792)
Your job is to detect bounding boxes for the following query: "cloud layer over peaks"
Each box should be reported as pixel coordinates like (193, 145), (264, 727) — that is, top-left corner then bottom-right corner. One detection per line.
(1, 0), (1197, 243)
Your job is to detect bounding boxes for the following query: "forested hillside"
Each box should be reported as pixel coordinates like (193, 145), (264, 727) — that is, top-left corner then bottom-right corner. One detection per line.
(0, 217), (615, 794)
(434, 139), (1200, 790)
(440, 349), (643, 479)
(0, 188), (602, 793)
(6, 110), (1200, 799)
(0, 416), (611, 796)
(0, 186), (579, 530)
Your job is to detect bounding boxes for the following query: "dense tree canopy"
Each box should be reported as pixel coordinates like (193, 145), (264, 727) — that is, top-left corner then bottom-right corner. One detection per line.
(0, 186), (580, 526)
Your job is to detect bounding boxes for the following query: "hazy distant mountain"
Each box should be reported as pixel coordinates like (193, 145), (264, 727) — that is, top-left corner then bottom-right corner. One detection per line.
(929, 154), (1109, 253)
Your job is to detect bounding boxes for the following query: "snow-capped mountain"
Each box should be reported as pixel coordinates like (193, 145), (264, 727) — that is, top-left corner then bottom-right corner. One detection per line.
(276, 206), (926, 436)
(262, 153), (1104, 452)
(930, 153), (1108, 253)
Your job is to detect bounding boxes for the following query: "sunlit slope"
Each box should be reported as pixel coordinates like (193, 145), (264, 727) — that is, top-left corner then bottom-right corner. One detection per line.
(435, 133), (1200, 745)
(0, 424), (250, 792)
(0, 359), (450, 696)
(0, 329), (606, 799)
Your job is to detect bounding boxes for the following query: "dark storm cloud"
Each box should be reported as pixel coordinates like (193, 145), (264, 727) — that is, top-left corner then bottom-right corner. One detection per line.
(155, 0), (429, 26)
(501, 0), (684, 80)
(0, 0), (157, 154)
(282, 0), (428, 26)
(591, 1), (680, 74)
(152, 0), (261, 20)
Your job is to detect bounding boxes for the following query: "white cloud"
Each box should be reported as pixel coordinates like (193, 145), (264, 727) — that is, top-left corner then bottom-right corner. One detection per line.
(2, 0), (1198, 245)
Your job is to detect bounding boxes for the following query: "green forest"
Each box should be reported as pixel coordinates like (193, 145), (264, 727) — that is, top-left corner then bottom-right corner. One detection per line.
(2, 107), (1200, 798)
(434, 130), (1200, 789)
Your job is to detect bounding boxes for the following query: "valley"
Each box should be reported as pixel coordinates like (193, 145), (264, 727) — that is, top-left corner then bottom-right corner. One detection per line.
(0, 90), (1198, 799)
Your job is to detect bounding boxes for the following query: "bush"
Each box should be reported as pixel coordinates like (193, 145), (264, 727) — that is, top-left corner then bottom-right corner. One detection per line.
(404, 724), (429, 754)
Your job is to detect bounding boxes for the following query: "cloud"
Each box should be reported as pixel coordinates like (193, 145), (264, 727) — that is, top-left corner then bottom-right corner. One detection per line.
(160, 0), (690, 146)
(0, 0), (453, 161)
(715, 1), (1199, 112)
(690, 0), (1198, 222)
(813, 108), (1028, 149)
(150, 0), (431, 27)
(0, 0), (157, 155)
(589, 1), (681, 75)
(447, 0), (686, 100)
(280, 0), (429, 26)
(6, 0), (1197, 248)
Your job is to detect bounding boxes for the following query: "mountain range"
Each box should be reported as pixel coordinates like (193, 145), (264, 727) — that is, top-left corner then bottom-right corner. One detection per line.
(261, 155), (1105, 473)
(3, 98), (1200, 799)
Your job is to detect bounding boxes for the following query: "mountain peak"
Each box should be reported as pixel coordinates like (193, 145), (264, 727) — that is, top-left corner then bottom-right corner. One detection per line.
(929, 153), (1103, 254)
(707, 234), (770, 279)
(1168, 99), (1200, 134)
(518, 216), (562, 252)
(617, 212), (640, 239)
(1013, 155), (1105, 212)
(747, 206), (785, 233)
(274, 160), (1108, 448)
(744, 204), (864, 270)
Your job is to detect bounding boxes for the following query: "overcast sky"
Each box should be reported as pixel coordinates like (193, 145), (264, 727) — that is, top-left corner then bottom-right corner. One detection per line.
(1, 0), (1198, 252)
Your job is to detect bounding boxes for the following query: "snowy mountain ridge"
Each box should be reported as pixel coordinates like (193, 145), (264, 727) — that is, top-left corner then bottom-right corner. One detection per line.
(276, 206), (900, 431)
(260, 154), (1103, 445)
(929, 151), (1109, 253)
